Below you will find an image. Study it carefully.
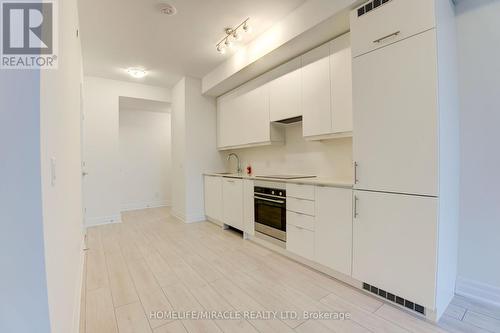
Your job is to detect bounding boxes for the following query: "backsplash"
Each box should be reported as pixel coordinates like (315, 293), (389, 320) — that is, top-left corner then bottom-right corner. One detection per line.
(226, 123), (353, 180)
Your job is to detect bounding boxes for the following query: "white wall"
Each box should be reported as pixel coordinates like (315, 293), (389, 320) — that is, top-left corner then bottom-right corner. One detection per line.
(39, 0), (85, 330)
(456, 0), (500, 298)
(119, 109), (172, 210)
(171, 77), (225, 222)
(82, 76), (170, 226)
(226, 124), (353, 180)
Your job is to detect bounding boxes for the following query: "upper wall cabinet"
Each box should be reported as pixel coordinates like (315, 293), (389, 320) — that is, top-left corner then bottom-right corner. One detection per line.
(217, 83), (284, 150)
(216, 33), (352, 148)
(302, 43), (332, 138)
(330, 33), (353, 134)
(269, 58), (302, 122)
(302, 33), (353, 140)
(350, 0), (435, 57)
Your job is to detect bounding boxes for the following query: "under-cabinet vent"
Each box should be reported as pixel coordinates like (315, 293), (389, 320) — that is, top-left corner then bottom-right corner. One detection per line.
(362, 282), (426, 315)
(357, 0), (392, 17)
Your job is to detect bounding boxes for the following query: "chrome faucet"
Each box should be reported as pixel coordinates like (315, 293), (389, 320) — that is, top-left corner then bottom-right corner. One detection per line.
(227, 153), (242, 175)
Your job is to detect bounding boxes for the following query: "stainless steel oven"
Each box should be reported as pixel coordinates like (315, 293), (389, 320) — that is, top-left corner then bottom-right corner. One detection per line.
(254, 182), (286, 242)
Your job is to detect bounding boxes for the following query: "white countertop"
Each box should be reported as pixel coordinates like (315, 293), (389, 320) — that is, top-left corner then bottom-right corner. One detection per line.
(204, 172), (353, 189)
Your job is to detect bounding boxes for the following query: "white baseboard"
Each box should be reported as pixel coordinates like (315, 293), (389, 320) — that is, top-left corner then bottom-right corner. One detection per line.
(456, 276), (500, 307)
(121, 200), (170, 212)
(170, 209), (206, 224)
(84, 214), (122, 228)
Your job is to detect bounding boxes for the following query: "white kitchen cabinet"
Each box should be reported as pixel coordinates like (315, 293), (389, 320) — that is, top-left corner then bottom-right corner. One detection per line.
(350, 0), (458, 320)
(222, 178), (244, 230)
(352, 190), (438, 310)
(352, 29), (438, 196)
(301, 43), (332, 138)
(269, 58), (302, 122)
(242, 179), (255, 236)
(350, 0), (435, 57)
(302, 33), (353, 139)
(287, 224), (315, 261)
(287, 197), (315, 216)
(204, 175), (223, 222)
(315, 186), (352, 276)
(217, 83), (284, 150)
(330, 33), (353, 134)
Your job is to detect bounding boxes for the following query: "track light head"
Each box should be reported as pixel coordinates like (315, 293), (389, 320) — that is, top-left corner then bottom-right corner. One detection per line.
(216, 44), (226, 54)
(243, 21), (252, 33)
(232, 29), (242, 41)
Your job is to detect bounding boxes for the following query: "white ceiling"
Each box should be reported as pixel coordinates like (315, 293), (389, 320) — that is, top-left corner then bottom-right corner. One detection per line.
(119, 96), (171, 113)
(78, 0), (305, 87)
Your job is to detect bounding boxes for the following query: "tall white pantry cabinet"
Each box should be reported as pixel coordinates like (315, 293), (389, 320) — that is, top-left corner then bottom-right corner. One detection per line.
(350, 0), (459, 321)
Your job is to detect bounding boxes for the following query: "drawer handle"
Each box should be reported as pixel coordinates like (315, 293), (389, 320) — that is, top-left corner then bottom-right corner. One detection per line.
(373, 31), (400, 44)
(291, 197), (310, 201)
(354, 161), (359, 184)
(254, 196), (285, 204)
(354, 195), (359, 218)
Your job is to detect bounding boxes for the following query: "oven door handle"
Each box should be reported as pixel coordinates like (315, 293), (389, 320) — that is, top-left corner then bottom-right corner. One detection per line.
(254, 196), (285, 204)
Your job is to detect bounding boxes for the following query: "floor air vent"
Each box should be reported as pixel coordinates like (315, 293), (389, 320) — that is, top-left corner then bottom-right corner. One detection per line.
(357, 0), (392, 17)
(362, 282), (425, 315)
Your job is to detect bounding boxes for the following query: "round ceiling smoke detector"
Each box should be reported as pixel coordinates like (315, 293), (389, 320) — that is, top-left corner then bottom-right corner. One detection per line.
(159, 3), (177, 16)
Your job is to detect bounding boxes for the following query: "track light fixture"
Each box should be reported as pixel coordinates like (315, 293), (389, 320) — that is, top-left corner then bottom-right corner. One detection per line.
(216, 18), (251, 54)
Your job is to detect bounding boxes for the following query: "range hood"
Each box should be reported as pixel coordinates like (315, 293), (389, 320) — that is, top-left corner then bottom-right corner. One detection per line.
(273, 116), (302, 124)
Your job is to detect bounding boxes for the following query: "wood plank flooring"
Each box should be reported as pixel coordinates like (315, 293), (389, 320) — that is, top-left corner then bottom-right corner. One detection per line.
(81, 207), (500, 333)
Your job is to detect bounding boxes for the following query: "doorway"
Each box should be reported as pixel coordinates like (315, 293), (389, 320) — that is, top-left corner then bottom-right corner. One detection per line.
(118, 96), (172, 212)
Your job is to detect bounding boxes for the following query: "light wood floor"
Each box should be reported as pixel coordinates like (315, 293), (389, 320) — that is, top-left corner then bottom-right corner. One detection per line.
(80, 207), (500, 333)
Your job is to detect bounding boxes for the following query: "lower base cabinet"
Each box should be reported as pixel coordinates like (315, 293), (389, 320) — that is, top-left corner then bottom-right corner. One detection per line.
(204, 176), (223, 222)
(287, 224), (315, 261)
(315, 186), (353, 276)
(352, 190), (438, 309)
(222, 178), (244, 230)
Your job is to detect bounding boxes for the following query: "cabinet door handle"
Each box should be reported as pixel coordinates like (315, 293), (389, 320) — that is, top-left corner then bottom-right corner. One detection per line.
(373, 31), (400, 44)
(354, 195), (359, 218)
(354, 162), (359, 184)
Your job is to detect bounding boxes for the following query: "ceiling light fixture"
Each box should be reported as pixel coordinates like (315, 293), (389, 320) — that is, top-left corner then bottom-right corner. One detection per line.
(126, 67), (147, 79)
(216, 18), (251, 55)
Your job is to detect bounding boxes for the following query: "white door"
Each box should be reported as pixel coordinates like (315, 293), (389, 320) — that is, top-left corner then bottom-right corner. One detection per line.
(315, 187), (352, 276)
(204, 176), (223, 222)
(80, 82), (87, 225)
(222, 178), (244, 230)
(330, 33), (353, 134)
(269, 58), (301, 122)
(353, 30), (438, 196)
(352, 190), (438, 309)
(302, 43), (331, 137)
